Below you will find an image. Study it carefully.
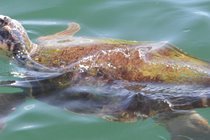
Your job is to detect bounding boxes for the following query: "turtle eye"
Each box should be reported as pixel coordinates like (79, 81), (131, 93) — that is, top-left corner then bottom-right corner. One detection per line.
(0, 28), (10, 39)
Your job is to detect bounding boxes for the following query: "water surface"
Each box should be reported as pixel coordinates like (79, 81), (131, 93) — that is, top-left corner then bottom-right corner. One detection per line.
(0, 0), (210, 140)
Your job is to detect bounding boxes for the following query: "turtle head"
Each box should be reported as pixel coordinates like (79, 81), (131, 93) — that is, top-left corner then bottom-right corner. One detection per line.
(0, 15), (32, 57)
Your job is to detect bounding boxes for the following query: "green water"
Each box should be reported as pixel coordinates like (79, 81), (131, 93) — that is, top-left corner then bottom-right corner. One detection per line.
(0, 0), (210, 140)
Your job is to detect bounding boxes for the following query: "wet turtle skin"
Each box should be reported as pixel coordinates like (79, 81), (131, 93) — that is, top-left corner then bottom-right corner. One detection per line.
(0, 15), (209, 118)
(0, 15), (210, 139)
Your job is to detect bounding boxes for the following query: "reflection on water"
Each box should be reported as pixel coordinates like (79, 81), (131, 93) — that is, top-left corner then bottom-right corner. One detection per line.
(1, 100), (168, 140)
(0, 0), (210, 140)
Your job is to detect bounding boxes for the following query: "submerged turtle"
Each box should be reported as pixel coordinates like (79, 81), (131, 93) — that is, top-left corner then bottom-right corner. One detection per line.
(0, 15), (210, 140)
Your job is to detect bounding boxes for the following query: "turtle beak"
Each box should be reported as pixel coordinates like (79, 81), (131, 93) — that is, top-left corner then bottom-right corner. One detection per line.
(0, 27), (11, 52)
(0, 28), (10, 52)
(0, 16), (16, 52)
(0, 15), (10, 27)
(0, 16), (8, 37)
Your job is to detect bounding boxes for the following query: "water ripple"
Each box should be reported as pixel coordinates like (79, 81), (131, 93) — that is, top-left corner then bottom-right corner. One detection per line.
(21, 20), (69, 26)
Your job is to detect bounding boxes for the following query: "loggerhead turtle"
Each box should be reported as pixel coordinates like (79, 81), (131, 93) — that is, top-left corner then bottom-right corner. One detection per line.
(0, 15), (210, 140)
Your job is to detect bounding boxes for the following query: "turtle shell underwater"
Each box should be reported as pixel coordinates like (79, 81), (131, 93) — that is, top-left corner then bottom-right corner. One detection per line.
(0, 15), (210, 139)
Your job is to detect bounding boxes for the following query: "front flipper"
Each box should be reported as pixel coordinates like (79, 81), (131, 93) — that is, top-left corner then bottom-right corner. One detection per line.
(156, 110), (210, 140)
(0, 92), (28, 130)
(37, 22), (80, 43)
